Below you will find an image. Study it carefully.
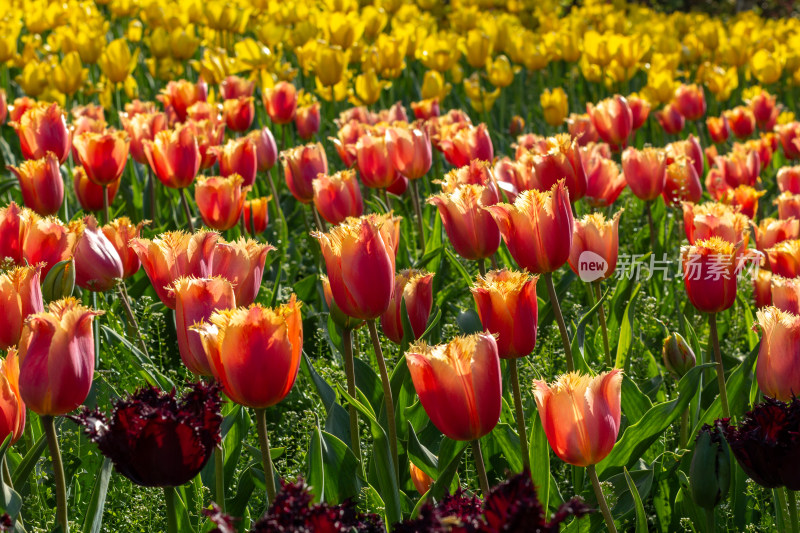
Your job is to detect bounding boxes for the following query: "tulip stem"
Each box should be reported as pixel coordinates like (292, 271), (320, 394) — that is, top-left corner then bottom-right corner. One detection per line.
(544, 272), (574, 372)
(163, 486), (178, 533)
(102, 184), (110, 224)
(265, 169), (286, 230)
(471, 439), (490, 496)
(147, 166), (157, 224)
(255, 408), (277, 505)
(680, 408), (689, 449)
(509, 359), (530, 472)
(179, 188), (195, 232)
(311, 205), (327, 233)
(704, 508), (715, 533)
(708, 313), (730, 418)
(587, 464), (617, 533)
(341, 328), (363, 469)
(788, 489), (799, 533)
(117, 284), (149, 358)
(478, 258), (486, 277)
(367, 319), (399, 480)
(593, 281), (612, 368)
(43, 416), (69, 533)
(214, 444), (225, 512)
(645, 201), (656, 252)
(410, 180), (426, 251)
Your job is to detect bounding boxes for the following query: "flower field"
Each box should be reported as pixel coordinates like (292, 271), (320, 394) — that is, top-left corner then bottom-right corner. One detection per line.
(2, 0), (800, 531)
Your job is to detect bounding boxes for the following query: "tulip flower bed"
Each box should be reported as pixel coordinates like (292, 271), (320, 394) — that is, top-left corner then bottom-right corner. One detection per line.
(3, 0), (800, 532)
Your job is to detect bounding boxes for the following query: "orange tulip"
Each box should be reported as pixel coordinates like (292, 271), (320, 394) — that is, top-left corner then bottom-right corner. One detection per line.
(195, 175), (248, 231)
(8, 152), (64, 216)
(314, 214), (397, 320)
(262, 81), (297, 125)
(130, 231), (219, 309)
(124, 100), (158, 117)
(158, 79), (207, 123)
(8, 97), (36, 124)
(429, 184), (501, 261)
(771, 276), (800, 315)
(568, 212), (622, 281)
(13, 103), (71, 163)
(472, 269), (538, 359)
(243, 197), (270, 235)
(682, 202), (749, 245)
(295, 103), (320, 140)
(356, 131), (398, 189)
(586, 95), (633, 150)
(681, 237), (741, 313)
(406, 333), (502, 441)
(102, 217), (146, 279)
(220, 75), (255, 100)
(777, 192), (800, 221)
(715, 149), (760, 189)
(330, 120), (366, 168)
(313, 170), (364, 225)
(143, 125), (201, 189)
(666, 135), (704, 179)
(72, 129), (130, 187)
(438, 159), (500, 203)
(486, 181), (574, 273)
(248, 127), (278, 172)
(0, 265), (44, 350)
(120, 112), (167, 164)
(386, 125), (432, 180)
(282, 143), (328, 203)
(214, 137), (257, 188)
(439, 123), (493, 168)
(211, 238), (274, 307)
(169, 277), (236, 376)
(622, 146), (666, 201)
(748, 89), (779, 131)
(514, 133), (549, 159)
(662, 156), (702, 207)
(755, 306), (800, 401)
(755, 269), (772, 308)
(767, 240), (800, 278)
(195, 295), (303, 409)
(533, 370), (622, 467)
(723, 185), (764, 220)
(17, 297), (102, 415)
(411, 98), (440, 120)
(73, 167), (120, 213)
(754, 218), (800, 252)
(778, 167), (800, 195)
(0, 90), (6, 126)
(0, 202), (24, 265)
(567, 113), (599, 146)
(673, 83), (706, 121)
(725, 106), (756, 139)
(223, 96), (255, 132)
(74, 216), (123, 292)
(0, 348), (25, 444)
(627, 94), (651, 130)
(22, 214), (78, 278)
(656, 103), (685, 135)
(189, 118), (225, 170)
(584, 148), (626, 207)
(410, 463), (433, 495)
(493, 157), (523, 202)
(707, 116), (730, 144)
(380, 269), (434, 344)
(777, 122), (800, 160)
(528, 134), (587, 201)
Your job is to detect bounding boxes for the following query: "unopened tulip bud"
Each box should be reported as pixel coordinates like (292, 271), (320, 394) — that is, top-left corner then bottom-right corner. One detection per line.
(587, 95), (633, 150)
(472, 270), (538, 358)
(41, 259), (75, 303)
(690, 424), (731, 510)
(295, 103), (321, 140)
(74, 216), (124, 292)
(410, 462), (433, 495)
(662, 333), (696, 377)
(195, 175), (248, 231)
(380, 269), (434, 345)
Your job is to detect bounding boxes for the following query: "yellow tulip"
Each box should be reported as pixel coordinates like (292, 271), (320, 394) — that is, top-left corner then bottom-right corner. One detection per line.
(234, 38), (273, 72)
(376, 34), (405, 79)
(583, 31), (613, 67)
(109, 0), (137, 18)
(315, 72), (349, 102)
(52, 52), (87, 96)
(0, 23), (21, 63)
(192, 48), (235, 86)
(559, 30), (581, 63)
(450, 63), (464, 85)
(315, 42), (346, 87)
(751, 48), (783, 85)
(328, 12), (362, 50)
(362, 6), (388, 42)
(147, 27), (171, 59)
(15, 61), (50, 97)
(463, 29), (492, 69)
(463, 73), (500, 113)
(170, 25), (201, 61)
(353, 69), (389, 106)
(421, 70), (451, 101)
(99, 39), (138, 84)
(645, 69), (679, 104)
(702, 65), (738, 102)
(127, 20), (144, 43)
(417, 33), (461, 73)
(614, 34), (650, 71)
(486, 55), (516, 88)
(778, 111), (796, 125)
(540, 88), (568, 127)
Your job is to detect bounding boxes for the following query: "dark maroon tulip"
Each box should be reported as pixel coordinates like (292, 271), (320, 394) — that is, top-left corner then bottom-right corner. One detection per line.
(72, 381), (222, 487)
(718, 397), (800, 490)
